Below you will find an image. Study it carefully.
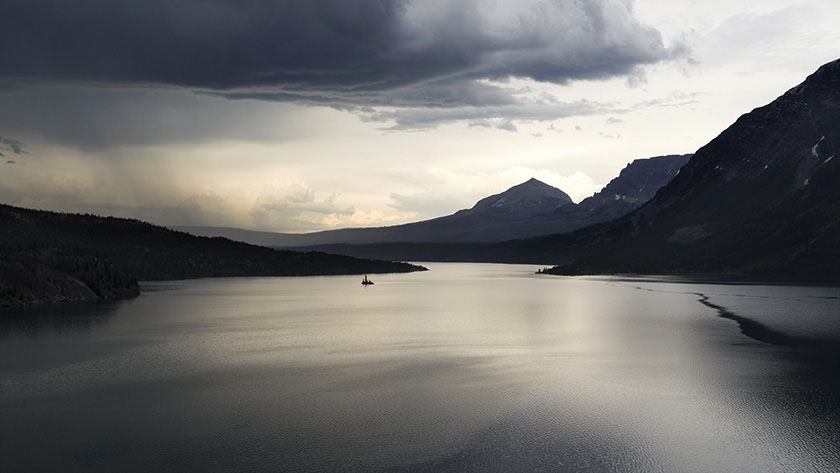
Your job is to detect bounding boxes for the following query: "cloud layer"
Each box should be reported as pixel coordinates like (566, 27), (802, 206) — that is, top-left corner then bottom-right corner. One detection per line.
(2, 0), (684, 109)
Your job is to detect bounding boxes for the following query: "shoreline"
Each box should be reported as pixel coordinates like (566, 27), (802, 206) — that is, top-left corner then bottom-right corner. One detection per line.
(1, 265), (428, 310)
(539, 271), (840, 288)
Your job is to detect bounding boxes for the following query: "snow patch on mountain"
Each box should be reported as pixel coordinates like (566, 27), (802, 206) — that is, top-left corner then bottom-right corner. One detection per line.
(811, 136), (825, 157)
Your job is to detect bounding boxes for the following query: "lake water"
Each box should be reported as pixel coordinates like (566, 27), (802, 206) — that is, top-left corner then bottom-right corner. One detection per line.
(1, 263), (839, 472)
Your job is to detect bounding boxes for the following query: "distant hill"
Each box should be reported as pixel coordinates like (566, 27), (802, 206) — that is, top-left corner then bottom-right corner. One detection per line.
(465, 177), (574, 217)
(0, 205), (426, 308)
(543, 58), (840, 282)
(178, 154), (690, 246)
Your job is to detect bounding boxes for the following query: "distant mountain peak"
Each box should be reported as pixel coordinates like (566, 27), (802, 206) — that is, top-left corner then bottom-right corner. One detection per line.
(504, 177), (562, 193)
(469, 178), (573, 216)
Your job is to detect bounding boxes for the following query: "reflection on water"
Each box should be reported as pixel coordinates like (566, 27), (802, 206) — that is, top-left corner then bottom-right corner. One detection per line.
(0, 264), (838, 472)
(0, 300), (122, 340)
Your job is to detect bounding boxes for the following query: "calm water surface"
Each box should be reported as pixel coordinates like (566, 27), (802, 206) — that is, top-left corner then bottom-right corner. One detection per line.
(1, 263), (839, 472)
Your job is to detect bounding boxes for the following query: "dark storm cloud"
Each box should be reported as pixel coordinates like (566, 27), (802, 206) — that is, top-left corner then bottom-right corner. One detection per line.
(0, 0), (410, 90)
(361, 99), (609, 130)
(211, 79), (521, 109)
(0, 85), (317, 150)
(1, 0), (685, 99)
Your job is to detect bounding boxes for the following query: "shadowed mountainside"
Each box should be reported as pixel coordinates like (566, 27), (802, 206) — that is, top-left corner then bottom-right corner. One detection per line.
(542, 58), (840, 282)
(0, 205), (426, 308)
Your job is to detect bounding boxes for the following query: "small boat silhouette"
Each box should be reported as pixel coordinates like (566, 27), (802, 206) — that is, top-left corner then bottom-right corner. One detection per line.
(361, 275), (374, 285)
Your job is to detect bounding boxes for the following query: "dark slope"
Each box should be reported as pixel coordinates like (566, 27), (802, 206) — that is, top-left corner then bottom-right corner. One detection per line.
(546, 58), (840, 282)
(576, 154), (691, 221)
(0, 205), (426, 307)
(466, 177), (573, 216)
(179, 154), (690, 246)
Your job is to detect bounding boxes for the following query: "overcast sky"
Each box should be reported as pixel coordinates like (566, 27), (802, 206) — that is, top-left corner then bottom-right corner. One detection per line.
(1, 0), (838, 232)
